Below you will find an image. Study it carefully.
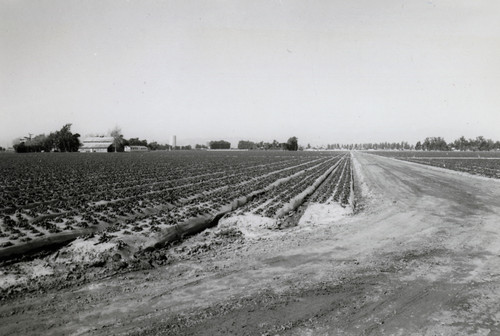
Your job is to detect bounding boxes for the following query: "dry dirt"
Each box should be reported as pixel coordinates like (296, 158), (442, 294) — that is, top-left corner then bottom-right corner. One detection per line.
(2, 151), (500, 335)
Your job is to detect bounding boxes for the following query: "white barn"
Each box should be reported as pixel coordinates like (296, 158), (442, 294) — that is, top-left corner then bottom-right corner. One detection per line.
(124, 145), (148, 152)
(79, 137), (114, 153)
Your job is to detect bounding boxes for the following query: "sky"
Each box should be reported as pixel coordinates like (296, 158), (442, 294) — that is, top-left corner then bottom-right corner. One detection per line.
(1, 0), (500, 148)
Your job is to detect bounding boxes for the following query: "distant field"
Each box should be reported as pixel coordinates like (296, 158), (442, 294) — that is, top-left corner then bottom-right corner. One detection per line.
(0, 151), (353, 256)
(368, 151), (500, 179)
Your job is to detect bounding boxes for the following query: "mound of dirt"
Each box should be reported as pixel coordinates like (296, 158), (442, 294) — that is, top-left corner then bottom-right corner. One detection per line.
(218, 214), (281, 239)
(298, 201), (353, 227)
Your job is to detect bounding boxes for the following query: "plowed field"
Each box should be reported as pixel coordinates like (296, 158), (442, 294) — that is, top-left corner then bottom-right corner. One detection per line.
(1, 151), (500, 335)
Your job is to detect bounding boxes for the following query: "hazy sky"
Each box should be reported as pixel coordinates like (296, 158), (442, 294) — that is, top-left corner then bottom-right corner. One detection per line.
(1, 0), (500, 148)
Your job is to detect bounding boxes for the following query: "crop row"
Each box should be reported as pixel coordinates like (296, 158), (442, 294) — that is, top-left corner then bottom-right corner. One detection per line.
(1, 154), (317, 213)
(249, 157), (340, 217)
(368, 151), (500, 179)
(263, 157), (343, 217)
(308, 154), (352, 206)
(398, 158), (500, 179)
(370, 151), (500, 158)
(232, 153), (354, 218)
(0, 151), (342, 248)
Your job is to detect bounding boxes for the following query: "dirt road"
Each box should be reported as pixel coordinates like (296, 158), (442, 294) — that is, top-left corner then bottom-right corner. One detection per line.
(2, 152), (500, 335)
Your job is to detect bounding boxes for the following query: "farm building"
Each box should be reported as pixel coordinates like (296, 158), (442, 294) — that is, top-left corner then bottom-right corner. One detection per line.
(79, 137), (114, 153)
(124, 145), (149, 152)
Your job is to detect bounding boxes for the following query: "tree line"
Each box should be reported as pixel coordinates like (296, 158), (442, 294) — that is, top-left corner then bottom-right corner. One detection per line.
(236, 137), (299, 151)
(13, 124), (81, 153)
(201, 136), (500, 152)
(208, 140), (231, 149)
(416, 136), (500, 151)
(321, 142), (413, 151)
(13, 126), (497, 153)
(205, 137), (299, 150)
(321, 136), (500, 151)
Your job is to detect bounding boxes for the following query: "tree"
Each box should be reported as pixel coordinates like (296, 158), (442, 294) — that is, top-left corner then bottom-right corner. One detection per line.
(128, 138), (148, 146)
(42, 133), (56, 152)
(476, 136), (490, 151)
(13, 142), (27, 153)
(43, 124), (81, 152)
(52, 124), (81, 152)
(238, 140), (256, 150)
(419, 137), (449, 151)
(146, 141), (159, 150)
(209, 140), (231, 149)
(286, 136), (298, 151)
(453, 136), (468, 151)
(13, 125), (80, 153)
(110, 126), (124, 152)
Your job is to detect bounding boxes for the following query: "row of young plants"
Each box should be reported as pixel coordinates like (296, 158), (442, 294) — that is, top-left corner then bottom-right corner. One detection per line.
(308, 154), (352, 206)
(231, 153), (354, 218)
(399, 158), (500, 179)
(1, 154), (305, 217)
(262, 157), (342, 217)
(102, 155), (341, 239)
(63, 154), (332, 237)
(0, 151), (340, 249)
(1, 153), (311, 213)
(252, 158), (338, 217)
(369, 151), (500, 179)
(371, 150), (500, 158)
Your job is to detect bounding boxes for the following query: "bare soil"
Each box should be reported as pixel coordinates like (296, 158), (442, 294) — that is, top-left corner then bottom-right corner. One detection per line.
(2, 151), (500, 335)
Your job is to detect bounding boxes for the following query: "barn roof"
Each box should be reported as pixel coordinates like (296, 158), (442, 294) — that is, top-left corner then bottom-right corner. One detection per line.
(80, 143), (112, 149)
(82, 137), (114, 143)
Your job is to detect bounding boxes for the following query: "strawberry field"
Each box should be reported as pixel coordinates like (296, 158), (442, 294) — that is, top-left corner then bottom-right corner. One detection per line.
(0, 151), (354, 257)
(370, 151), (500, 179)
